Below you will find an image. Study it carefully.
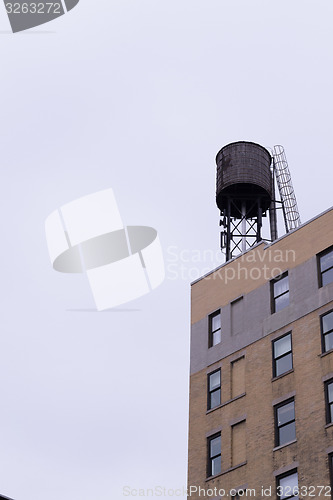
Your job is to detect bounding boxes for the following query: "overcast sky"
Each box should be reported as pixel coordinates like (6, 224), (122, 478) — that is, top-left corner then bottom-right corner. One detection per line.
(1, 1), (333, 499)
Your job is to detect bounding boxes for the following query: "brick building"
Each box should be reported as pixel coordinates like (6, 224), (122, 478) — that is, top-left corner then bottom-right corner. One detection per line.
(188, 206), (333, 499)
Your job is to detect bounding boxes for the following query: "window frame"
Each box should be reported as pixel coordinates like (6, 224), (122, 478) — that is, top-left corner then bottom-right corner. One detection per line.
(329, 453), (333, 496)
(321, 309), (333, 354)
(207, 369), (221, 411)
(325, 379), (333, 424)
(231, 419), (246, 467)
(231, 355), (245, 398)
(208, 310), (221, 348)
(272, 332), (293, 378)
(276, 469), (299, 500)
(207, 432), (221, 478)
(274, 398), (296, 447)
(231, 492), (247, 500)
(271, 272), (290, 314)
(318, 245), (333, 288)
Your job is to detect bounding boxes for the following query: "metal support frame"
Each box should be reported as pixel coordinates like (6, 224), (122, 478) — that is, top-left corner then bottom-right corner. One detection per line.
(269, 168), (278, 241)
(220, 197), (263, 261)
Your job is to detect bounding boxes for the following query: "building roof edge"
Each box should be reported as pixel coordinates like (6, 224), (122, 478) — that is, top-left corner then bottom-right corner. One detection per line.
(190, 205), (333, 286)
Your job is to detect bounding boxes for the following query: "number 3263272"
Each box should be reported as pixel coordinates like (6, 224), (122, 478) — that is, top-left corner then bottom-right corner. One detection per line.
(5, 3), (62, 14)
(277, 485), (331, 497)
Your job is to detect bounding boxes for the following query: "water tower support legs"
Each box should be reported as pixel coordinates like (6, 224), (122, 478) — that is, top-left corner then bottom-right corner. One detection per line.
(242, 202), (247, 253)
(219, 196), (265, 261)
(226, 198), (232, 262)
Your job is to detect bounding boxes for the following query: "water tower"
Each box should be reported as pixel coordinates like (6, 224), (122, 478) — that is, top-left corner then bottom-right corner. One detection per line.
(216, 141), (301, 261)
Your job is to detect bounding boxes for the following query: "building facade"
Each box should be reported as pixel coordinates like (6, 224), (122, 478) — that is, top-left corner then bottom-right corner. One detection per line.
(188, 206), (333, 499)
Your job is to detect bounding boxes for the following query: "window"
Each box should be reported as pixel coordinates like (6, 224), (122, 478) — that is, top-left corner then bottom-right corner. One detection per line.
(277, 470), (299, 499)
(275, 399), (296, 447)
(272, 333), (293, 377)
(207, 369), (221, 410)
(231, 421), (246, 466)
(209, 310), (221, 347)
(325, 380), (333, 424)
(321, 310), (333, 353)
(231, 491), (247, 500)
(207, 433), (221, 477)
(231, 356), (245, 398)
(230, 296), (244, 336)
(329, 454), (333, 494)
(271, 273), (289, 313)
(319, 246), (333, 287)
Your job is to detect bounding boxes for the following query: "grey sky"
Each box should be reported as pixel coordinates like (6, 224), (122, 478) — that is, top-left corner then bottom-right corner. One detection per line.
(1, 1), (332, 499)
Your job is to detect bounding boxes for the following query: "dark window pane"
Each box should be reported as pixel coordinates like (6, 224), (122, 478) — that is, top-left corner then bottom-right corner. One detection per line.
(279, 422), (296, 445)
(330, 404), (333, 424)
(275, 292), (289, 312)
(211, 456), (221, 476)
(323, 312), (333, 333)
(212, 329), (221, 346)
(210, 435), (221, 457)
(212, 314), (220, 332)
(325, 331), (333, 352)
(274, 334), (291, 358)
(322, 268), (333, 286)
(209, 371), (220, 391)
(274, 276), (289, 297)
(277, 402), (295, 425)
(276, 353), (293, 376)
(210, 389), (221, 409)
(234, 490), (246, 499)
(320, 250), (333, 273)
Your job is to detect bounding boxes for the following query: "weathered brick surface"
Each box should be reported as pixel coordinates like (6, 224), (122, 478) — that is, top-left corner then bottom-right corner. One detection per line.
(188, 306), (333, 498)
(188, 208), (333, 499)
